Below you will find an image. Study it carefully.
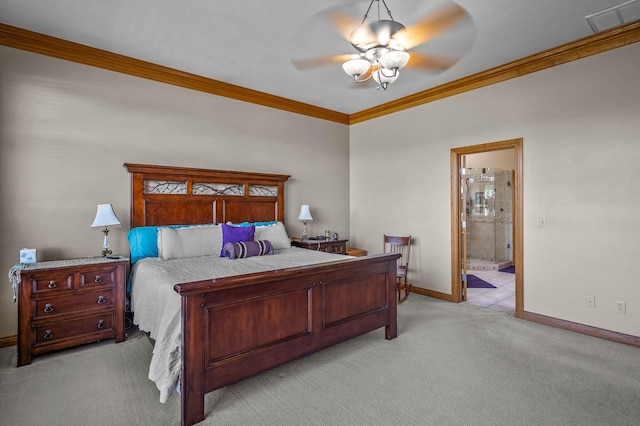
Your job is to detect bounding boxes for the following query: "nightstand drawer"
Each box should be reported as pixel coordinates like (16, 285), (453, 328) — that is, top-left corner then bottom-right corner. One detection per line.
(79, 266), (118, 289)
(33, 289), (115, 320)
(291, 239), (348, 255)
(33, 312), (115, 346)
(30, 272), (73, 294)
(324, 242), (345, 254)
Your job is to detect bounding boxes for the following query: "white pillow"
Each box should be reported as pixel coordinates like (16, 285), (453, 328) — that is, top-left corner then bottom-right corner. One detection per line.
(157, 225), (222, 260)
(254, 222), (291, 249)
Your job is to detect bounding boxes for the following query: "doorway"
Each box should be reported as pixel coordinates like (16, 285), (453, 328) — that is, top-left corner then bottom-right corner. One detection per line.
(450, 139), (523, 318)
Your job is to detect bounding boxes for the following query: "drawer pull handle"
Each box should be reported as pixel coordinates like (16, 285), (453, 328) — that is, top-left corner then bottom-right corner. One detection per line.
(97, 295), (106, 305)
(48, 281), (57, 289)
(43, 303), (54, 313)
(94, 275), (102, 283)
(43, 330), (53, 340)
(97, 320), (106, 329)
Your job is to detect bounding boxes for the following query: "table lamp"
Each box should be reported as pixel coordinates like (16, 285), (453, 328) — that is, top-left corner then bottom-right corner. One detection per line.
(297, 205), (313, 240)
(91, 204), (121, 256)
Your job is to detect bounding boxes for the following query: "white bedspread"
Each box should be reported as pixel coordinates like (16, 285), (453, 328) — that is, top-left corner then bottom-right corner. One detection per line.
(130, 247), (349, 403)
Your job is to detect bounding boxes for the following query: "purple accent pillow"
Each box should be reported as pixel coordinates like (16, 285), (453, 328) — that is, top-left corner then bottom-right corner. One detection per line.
(220, 224), (255, 257)
(223, 240), (274, 259)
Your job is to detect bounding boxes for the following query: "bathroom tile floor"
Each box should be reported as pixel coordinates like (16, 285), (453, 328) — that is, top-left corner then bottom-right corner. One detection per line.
(465, 269), (515, 314)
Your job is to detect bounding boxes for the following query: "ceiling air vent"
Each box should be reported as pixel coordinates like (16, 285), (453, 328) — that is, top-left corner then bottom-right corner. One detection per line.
(586, 0), (640, 33)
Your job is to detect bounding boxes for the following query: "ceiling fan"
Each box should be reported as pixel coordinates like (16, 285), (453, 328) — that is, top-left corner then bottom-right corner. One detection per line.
(293, 0), (473, 91)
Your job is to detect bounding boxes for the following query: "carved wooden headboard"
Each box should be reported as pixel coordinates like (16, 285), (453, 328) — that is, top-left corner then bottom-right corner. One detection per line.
(124, 163), (290, 228)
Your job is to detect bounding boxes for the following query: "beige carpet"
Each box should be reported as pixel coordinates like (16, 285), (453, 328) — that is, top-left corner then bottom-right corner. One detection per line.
(1, 295), (639, 425)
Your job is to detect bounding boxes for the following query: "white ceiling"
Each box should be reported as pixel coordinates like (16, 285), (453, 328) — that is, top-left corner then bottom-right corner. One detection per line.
(1, 0), (638, 114)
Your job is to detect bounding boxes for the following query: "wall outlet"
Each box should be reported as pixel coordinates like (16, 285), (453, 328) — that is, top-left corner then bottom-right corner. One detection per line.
(586, 295), (595, 308)
(615, 301), (626, 314)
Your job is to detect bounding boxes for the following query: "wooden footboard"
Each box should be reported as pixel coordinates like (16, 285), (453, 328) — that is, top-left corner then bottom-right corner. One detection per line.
(174, 253), (400, 426)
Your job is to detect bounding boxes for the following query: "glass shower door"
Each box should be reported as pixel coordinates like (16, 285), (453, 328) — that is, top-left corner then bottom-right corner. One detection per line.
(464, 167), (513, 270)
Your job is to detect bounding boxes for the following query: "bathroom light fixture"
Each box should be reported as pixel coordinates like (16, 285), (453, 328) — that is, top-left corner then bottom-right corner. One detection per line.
(297, 205), (313, 240)
(91, 204), (121, 256)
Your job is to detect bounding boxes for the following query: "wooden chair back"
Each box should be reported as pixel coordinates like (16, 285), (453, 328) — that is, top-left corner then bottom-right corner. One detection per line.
(383, 235), (412, 303)
(383, 235), (411, 272)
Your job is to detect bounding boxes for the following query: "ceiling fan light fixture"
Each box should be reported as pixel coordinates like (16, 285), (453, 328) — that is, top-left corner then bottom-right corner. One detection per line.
(349, 24), (376, 50)
(379, 50), (410, 71)
(372, 68), (398, 84)
(295, 0), (471, 92)
(343, 1), (411, 90)
(372, 67), (398, 90)
(349, 20), (407, 52)
(342, 58), (372, 80)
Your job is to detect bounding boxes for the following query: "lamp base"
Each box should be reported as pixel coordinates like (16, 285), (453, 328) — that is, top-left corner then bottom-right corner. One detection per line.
(101, 228), (112, 257)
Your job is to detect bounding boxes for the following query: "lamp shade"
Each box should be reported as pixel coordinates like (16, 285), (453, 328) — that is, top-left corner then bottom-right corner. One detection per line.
(379, 50), (410, 71)
(297, 205), (313, 222)
(372, 68), (399, 85)
(91, 204), (121, 228)
(342, 59), (371, 78)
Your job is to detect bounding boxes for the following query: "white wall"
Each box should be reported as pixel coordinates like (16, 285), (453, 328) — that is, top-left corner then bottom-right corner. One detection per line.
(0, 46), (350, 338)
(350, 43), (640, 337)
(466, 149), (514, 170)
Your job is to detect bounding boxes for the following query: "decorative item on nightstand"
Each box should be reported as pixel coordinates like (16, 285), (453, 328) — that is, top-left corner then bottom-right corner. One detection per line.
(91, 204), (121, 256)
(298, 204), (313, 240)
(19, 248), (37, 264)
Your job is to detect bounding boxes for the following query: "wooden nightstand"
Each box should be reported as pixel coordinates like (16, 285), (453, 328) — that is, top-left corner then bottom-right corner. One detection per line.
(17, 257), (127, 366)
(291, 238), (348, 255)
(346, 248), (367, 257)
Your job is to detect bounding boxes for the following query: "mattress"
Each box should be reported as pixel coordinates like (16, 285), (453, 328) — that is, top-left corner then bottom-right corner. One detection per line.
(130, 247), (349, 403)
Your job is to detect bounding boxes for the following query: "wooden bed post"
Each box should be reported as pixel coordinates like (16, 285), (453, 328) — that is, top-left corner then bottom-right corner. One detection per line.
(386, 261), (398, 340)
(181, 293), (206, 426)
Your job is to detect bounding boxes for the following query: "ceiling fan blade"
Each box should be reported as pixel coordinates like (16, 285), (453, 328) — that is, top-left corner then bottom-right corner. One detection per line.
(292, 54), (356, 71)
(359, 66), (374, 81)
(406, 52), (460, 71)
(401, 3), (470, 49)
(327, 10), (363, 41)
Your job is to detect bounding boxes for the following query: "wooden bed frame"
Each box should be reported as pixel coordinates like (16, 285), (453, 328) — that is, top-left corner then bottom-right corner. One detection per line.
(124, 163), (400, 426)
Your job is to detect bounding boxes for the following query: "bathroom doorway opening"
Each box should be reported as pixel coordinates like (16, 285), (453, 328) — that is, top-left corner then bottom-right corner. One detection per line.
(451, 139), (523, 318)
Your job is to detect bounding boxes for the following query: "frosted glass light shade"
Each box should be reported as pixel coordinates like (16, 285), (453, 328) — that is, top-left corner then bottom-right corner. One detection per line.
(372, 69), (399, 85)
(379, 50), (410, 71)
(298, 205), (313, 222)
(91, 204), (121, 228)
(342, 59), (371, 78)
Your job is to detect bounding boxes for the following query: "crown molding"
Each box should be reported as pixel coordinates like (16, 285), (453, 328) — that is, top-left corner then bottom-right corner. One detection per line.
(0, 23), (350, 125)
(349, 20), (640, 124)
(1, 21), (638, 126)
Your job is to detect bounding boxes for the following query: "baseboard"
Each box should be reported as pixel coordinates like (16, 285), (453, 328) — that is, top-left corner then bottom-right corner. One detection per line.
(410, 288), (639, 348)
(411, 286), (456, 302)
(524, 311), (640, 348)
(0, 335), (17, 348)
